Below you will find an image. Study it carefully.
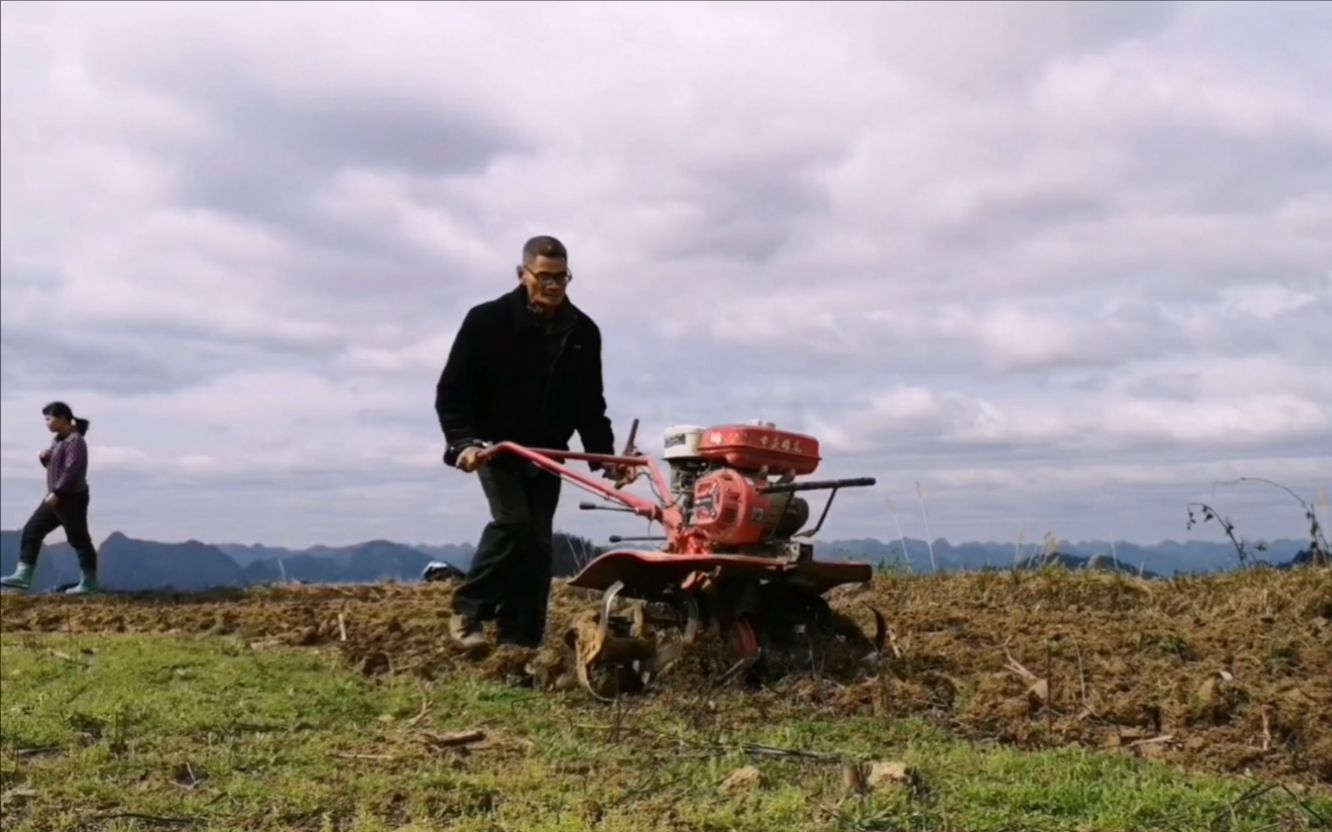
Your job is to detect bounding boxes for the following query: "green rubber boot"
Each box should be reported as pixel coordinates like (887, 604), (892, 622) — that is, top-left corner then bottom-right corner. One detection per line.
(65, 571), (100, 596)
(0, 562), (34, 591)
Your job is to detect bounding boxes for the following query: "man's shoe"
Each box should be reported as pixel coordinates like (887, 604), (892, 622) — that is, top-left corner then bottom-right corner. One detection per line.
(449, 614), (486, 650)
(496, 616), (542, 650)
(497, 633), (541, 650)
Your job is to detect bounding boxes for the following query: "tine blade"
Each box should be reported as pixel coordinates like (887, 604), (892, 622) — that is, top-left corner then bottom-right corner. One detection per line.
(866, 604), (888, 655)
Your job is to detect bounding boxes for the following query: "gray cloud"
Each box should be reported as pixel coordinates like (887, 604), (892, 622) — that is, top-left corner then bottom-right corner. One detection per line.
(172, 80), (526, 237)
(2, 2), (1329, 548)
(120, 59), (533, 307)
(668, 150), (845, 264)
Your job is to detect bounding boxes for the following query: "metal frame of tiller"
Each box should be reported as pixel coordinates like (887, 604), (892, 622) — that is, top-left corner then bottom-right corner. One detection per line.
(475, 420), (680, 539)
(473, 420), (878, 587)
(471, 421), (886, 699)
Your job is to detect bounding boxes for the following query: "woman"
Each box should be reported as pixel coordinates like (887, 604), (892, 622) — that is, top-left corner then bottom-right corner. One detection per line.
(1, 402), (100, 594)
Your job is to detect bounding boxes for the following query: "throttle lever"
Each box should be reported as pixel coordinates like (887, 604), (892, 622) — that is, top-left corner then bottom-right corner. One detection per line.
(579, 501), (635, 513)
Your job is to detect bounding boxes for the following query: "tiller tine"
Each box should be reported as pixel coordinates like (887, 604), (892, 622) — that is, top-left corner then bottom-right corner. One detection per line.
(682, 592), (704, 645)
(595, 579), (623, 650)
(567, 580), (662, 702)
(711, 613), (761, 688)
(859, 603), (896, 669)
(867, 605), (888, 655)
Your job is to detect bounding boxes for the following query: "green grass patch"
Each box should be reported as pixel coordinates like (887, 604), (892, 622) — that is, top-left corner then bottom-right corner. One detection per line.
(1, 634), (1326, 831)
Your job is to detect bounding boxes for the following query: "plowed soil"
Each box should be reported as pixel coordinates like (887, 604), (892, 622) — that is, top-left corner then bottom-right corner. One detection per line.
(3, 568), (1328, 788)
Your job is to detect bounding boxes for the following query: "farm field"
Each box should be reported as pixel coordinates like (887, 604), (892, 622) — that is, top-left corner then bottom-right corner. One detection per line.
(1, 568), (1328, 831)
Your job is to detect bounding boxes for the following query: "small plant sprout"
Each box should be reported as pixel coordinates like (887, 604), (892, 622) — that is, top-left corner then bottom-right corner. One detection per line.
(915, 481), (937, 573)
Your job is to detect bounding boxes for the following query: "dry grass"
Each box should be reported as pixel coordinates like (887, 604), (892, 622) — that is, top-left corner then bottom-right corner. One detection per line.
(3, 566), (1329, 787)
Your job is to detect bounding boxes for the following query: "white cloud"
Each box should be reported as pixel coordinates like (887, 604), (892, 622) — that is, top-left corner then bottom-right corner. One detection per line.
(1034, 45), (1325, 138)
(1106, 395), (1328, 444)
(2, 1), (1329, 547)
(1216, 283), (1323, 321)
(938, 304), (1096, 370)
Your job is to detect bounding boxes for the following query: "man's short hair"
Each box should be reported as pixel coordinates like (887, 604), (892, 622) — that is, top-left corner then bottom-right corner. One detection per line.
(522, 235), (568, 265)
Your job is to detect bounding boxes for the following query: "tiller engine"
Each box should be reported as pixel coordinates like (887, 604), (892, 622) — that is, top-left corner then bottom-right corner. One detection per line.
(475, 419), (884, 699)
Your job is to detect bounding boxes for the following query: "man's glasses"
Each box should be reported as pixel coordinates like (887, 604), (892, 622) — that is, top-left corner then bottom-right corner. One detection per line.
(523, 266), (572, 286)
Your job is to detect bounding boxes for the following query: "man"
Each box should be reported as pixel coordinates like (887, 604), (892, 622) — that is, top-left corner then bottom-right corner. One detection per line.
(435, 235), (624, 651)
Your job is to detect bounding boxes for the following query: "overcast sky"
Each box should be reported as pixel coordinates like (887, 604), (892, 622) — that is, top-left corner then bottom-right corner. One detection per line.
(2, 1), (1329, 550)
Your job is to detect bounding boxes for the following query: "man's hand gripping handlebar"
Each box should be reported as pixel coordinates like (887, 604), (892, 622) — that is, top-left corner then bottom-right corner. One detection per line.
(456, 420), (646, 489)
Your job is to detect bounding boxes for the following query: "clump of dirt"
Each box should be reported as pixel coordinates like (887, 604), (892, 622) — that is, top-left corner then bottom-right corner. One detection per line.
(4, 567), (1329, 787)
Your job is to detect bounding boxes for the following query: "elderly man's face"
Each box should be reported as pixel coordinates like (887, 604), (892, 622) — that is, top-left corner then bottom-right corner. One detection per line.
(520, 254), (572, 310)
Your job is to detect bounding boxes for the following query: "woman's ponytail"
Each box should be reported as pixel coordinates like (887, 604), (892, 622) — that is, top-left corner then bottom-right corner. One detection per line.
(43, 402), (89, 435)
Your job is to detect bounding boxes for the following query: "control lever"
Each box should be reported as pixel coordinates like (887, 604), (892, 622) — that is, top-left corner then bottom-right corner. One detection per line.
(759, 476), (877, 494)
(621, 418), (640, 457)
(579, 501), (636, 513)
(607, 417), (643, 489)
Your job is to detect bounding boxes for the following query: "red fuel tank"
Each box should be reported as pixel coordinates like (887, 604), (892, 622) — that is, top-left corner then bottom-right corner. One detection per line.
(696, 424), (821, 475)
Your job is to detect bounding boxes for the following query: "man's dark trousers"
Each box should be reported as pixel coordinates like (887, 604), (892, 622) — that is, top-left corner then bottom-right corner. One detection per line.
(452, 462), (562, 647)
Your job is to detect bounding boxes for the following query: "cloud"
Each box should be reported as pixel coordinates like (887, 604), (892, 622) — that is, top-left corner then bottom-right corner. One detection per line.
(2, 1), (1329, 548)
(936, 304), (1103, 371)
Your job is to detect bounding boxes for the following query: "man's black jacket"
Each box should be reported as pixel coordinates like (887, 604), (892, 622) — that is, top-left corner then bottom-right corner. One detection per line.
(435, 284), (615, 468)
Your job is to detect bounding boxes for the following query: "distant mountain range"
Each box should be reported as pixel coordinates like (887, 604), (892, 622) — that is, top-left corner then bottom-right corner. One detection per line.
(0, 531), (579, 594)
(815, 536), (1316, 576)
(0, 529), (1320, 595)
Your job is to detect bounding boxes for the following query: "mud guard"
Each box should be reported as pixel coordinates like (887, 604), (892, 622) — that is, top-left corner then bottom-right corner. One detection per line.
(569, 549), (873, 599)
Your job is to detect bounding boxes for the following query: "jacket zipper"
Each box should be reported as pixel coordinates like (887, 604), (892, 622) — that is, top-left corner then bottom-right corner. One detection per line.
(540, 329), (574, 428)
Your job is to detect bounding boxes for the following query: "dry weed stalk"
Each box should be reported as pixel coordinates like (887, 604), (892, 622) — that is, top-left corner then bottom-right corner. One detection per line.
(885, 497), (913, 571)
(915, 482), (937, 573)
(1188, 477), (1331, 569)
(1001, 640), (1043, 690)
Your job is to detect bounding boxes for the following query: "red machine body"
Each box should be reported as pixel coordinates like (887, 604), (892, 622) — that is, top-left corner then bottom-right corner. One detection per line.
(474, 420), (873, 595)
(690, 469), (770, 547)
(472, 419), (880, 697)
